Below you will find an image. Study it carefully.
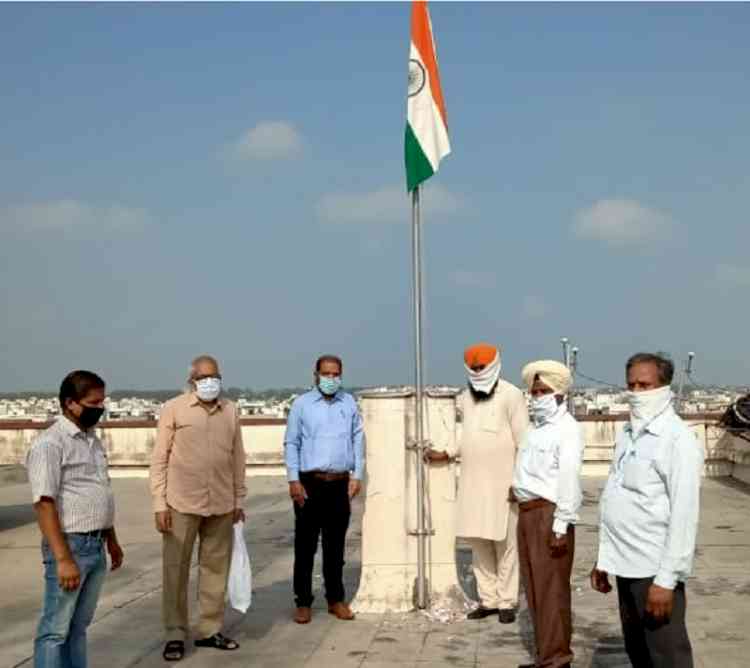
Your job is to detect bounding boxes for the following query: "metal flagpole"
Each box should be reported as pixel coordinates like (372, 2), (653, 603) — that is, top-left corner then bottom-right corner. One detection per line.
(411, 184), (428, 609)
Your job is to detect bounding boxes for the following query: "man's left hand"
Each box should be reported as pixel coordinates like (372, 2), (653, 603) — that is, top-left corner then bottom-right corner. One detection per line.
(348, 479), (362, 500)
(233, 508), (246, 524)
(549, 532), (568, 556)
(106, 539), (124, 571)
(645, 584), (674, 623)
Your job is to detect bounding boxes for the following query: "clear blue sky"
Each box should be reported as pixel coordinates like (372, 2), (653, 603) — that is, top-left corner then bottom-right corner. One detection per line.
(2, 2), (749, 392)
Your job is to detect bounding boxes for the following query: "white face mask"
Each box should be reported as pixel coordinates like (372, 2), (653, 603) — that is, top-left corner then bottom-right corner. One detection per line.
(626, 385), (672, 433)
(529, 393), (559, 425)
(195, 377), (222, 402)
(465, 355), (501, 394)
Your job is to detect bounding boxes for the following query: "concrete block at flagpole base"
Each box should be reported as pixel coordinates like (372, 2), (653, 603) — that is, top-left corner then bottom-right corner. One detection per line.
(420, 390), (472, 614)
(351, 389), (470, 614)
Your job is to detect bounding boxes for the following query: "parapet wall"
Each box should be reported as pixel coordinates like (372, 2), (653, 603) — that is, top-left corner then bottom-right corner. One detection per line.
(0, 414), (736, 480)
(0, 418), (288, 472)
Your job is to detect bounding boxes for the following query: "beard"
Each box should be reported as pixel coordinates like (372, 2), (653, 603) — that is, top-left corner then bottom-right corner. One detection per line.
(468, 382), (498, 402)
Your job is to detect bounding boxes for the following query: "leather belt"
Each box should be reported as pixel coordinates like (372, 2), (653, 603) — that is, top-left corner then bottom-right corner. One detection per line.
(65, 529), (108, 539)
(518, 498), (554, 512)
(302, 471), (350, 482)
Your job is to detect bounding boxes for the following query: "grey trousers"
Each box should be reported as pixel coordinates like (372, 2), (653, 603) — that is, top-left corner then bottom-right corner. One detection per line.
(616, 576), (693, 668)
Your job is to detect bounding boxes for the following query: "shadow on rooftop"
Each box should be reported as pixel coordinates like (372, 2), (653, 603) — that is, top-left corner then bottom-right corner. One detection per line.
(588, 633), (630, 667)
(0, 503), (35, 532)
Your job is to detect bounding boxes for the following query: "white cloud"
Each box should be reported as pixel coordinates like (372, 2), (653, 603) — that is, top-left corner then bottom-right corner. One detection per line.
(1, 200), (151, 232)
(521, 295), (547, 319)
(715, 263), (750, 287)
(234, 121), (303, 160)
(316, 184), (462, 225)
(572, 198), (676, 246)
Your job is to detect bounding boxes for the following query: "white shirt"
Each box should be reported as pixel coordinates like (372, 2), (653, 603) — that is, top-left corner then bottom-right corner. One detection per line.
(512, 403), (585, 535)
(596, 407), (703, 589)
(26, 416), (115, 533)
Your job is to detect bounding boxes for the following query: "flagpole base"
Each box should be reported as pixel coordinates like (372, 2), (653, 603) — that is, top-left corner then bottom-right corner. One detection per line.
(351, 390), (468, 615)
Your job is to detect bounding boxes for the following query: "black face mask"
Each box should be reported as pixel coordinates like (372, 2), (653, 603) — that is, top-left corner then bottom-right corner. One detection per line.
(78, 406), (105, 429)
(468, 382), (497, 402)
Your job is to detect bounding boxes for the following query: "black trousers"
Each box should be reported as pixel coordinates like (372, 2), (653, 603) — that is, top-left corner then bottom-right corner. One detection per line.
(616, 576), (693, 668)
(293, 475), (351, 607)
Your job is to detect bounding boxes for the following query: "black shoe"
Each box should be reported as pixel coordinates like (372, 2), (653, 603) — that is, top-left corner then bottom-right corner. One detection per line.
(467, 606), (499, 620)
(518, 664), (535, 668)
(498, 608), (517, 624)
(194, 633), (239, 651)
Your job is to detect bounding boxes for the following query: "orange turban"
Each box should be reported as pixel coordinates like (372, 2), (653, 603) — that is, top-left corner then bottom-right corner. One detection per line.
(464, 343), (499, 368)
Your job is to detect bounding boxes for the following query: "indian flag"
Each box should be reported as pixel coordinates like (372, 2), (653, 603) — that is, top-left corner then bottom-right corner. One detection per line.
(405, 0), (450, 192)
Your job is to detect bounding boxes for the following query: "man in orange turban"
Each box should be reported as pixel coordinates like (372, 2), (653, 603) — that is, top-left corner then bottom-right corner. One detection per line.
(463, 343), (499, 370)
(428, 342), (529, 624)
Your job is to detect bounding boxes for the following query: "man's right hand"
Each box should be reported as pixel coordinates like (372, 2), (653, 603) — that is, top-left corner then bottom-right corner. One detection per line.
(424, 448), (450, 464)
(591, 567), (613, 594)
(155, 510), (172, 534)
(289, 482), (307, 507)
(57, 557), (81, 591)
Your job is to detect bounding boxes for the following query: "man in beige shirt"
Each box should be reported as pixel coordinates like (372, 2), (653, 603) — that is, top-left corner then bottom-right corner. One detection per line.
(149, 355), (247, 661)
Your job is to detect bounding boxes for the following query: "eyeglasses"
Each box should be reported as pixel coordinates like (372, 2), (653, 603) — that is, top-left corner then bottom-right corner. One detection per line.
(194, 374), (222, 381)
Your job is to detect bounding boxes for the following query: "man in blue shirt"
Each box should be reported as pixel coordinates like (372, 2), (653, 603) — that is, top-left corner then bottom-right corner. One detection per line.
(284, 354), (365, 625)
(591, 352), (703, 668)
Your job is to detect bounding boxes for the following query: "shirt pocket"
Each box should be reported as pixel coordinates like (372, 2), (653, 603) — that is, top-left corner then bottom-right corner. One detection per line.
(479, 405), (499, 433)
(532, 436), (558, 470)
(62, 444), (92, 480)
(88, 447), (109, 480)
(622, 456), (655, 494)
(212, 420), (236, 453)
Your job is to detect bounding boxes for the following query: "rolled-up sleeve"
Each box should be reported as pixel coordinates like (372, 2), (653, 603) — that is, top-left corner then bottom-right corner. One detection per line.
(284, 400), (303, 482)
(26, 440), (62, 503)
(654, 429), (704, 589)
(233, 412), (247, 504)
(352, 404), (365, 480)
(552, 422), (585, 535)
(150, 401), (174, 512)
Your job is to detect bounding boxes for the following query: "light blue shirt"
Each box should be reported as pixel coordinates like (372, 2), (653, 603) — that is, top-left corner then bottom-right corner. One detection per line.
(284, 388), (365, 482)
(596, 407), (704, 589)
(512, 404), (585, 535)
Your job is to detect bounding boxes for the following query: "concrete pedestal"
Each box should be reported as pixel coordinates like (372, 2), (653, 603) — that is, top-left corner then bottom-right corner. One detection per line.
(352, 389), (469, 614)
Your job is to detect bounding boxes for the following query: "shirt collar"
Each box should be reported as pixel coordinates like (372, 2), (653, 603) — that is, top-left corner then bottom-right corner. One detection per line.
(189, 391), (224, 412)
(625, 405), (674, 437)
(314, 388), (342, 403)
(57, 415), (90, 439)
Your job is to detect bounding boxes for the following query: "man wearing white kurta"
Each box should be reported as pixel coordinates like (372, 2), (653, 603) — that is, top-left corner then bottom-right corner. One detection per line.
(429, 343), (529, 623)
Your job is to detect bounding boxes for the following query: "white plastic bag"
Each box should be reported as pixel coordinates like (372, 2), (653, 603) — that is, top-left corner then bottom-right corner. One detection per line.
(227, 521), (252, 613)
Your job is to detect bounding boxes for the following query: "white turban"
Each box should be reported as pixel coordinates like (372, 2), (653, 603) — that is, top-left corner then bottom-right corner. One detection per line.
(522, 360), (572, 395)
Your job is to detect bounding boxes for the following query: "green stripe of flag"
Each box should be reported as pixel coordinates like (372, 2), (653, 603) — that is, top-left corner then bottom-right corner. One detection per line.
(405, 122), (435, 192)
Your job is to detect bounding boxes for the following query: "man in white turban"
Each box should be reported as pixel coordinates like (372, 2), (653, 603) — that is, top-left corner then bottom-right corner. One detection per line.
(428, 343), (529, 624)
(512, 360), (584, 668)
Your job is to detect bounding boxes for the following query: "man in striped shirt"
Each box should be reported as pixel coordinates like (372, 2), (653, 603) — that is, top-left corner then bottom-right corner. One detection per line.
(25, 370), (124, 668)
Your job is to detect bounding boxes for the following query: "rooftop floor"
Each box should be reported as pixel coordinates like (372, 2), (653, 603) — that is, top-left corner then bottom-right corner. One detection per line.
(1, 476), (749, 668)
